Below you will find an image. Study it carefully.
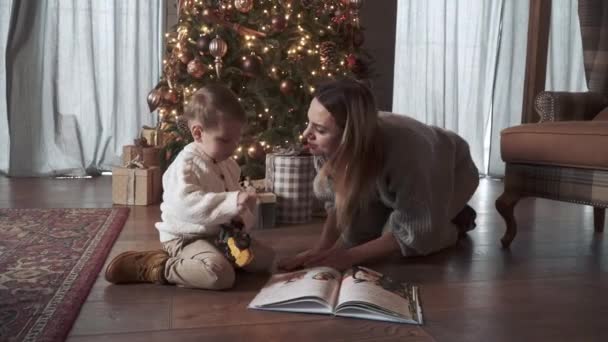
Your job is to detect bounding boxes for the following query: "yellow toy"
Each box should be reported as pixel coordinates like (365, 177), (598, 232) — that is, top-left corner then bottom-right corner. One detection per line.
(216, 221), (254, 268)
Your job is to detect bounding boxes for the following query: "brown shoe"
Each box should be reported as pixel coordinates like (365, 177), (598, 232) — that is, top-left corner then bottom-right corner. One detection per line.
(105, 250), (169, 284)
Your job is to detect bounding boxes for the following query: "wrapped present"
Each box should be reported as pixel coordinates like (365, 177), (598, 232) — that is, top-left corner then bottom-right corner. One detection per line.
(140, 125), (157, 146)
(255, 192), (277, 229)
(112, 162), (162, 206)
(265, 149), (316, 224)
(122, 144), (162, 168)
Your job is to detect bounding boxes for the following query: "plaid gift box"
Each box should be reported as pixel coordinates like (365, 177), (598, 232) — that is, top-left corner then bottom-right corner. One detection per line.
(265, 152), (316, 224)
(255, 192), (277, 229)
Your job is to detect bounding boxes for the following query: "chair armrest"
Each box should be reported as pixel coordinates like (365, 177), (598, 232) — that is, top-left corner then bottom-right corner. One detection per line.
(534, 91), (608, 122)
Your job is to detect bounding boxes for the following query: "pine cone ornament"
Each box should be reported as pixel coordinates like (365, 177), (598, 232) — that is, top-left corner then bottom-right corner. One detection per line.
(176, 116), (190, 135)
(320, 41), (337, 67)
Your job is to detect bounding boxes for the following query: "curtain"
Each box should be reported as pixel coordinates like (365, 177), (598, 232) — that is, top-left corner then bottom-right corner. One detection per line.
(0, 0), (164, 176)
(0, 0), (12, 173)
(578, 0), (608, 96)
(393, 0), (587, 177)
(486, 1), (531, 176)
(546, 0), (588, 93)
(392, 0), (527, 176)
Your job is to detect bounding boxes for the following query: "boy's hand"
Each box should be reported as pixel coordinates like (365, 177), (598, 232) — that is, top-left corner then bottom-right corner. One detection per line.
(237, 191), (257, 212)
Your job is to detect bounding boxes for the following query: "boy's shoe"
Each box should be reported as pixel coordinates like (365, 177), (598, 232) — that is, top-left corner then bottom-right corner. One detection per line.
(105, 250), (169, 284)
(452, 204), (477, 238)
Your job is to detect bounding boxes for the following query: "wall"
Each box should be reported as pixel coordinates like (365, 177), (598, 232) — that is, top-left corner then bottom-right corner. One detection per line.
(163, 0), (397, 110)
(360, 0), (397, 111)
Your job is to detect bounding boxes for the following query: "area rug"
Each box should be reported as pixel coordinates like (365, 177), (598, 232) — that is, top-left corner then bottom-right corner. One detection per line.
(0, 208), (130, 342)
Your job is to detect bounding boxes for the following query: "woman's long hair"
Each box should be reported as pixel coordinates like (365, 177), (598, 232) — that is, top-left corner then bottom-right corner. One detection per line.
(314, 79), (384, 231)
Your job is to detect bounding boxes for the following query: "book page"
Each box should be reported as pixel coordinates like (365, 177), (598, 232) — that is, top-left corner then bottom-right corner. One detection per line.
(248, 267), (342, 311)
(335, 266), (422, 323)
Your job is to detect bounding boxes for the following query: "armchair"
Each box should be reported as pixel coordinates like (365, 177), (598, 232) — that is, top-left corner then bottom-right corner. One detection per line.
(496, 91), (608, 247)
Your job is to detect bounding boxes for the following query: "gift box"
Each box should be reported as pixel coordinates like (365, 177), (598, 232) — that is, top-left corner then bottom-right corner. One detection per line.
(255, 192), (277, 229)
(122, 145), (162, 168)
(265, 152), (316, 224)
(112, 166), (162, 205)
(140, 125), (158, 146)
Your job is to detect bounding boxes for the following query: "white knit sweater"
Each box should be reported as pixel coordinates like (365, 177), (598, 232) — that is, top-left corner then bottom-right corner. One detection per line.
(155, 142), (245, 243)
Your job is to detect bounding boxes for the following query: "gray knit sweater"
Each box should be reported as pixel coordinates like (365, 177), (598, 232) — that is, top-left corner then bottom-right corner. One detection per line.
(313, 113), (479, 256)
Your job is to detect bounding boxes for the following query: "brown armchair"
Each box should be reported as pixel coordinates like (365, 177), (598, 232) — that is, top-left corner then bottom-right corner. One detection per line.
(496, 91), (608, 247)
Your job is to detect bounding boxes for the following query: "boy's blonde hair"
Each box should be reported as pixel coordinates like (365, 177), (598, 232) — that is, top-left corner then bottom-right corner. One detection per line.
(184, 84), (246, 127)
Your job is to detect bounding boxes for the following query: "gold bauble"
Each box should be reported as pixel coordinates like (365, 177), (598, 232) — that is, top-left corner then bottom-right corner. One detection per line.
(234, 0), (254, 13)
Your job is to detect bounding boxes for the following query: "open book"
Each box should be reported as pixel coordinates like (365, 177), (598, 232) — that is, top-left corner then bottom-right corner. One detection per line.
(248, 266), (423, 324)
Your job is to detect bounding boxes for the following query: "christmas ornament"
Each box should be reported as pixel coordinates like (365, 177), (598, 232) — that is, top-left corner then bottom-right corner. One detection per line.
(271, 15), (287, 32)
(241, 54), (264, 77)
(332, 9), (347, 25)
(196, 35), (211, 54)
(346, 53), (358, 69)
(175, 116), (191, 136)
(178, 0), (195, 13)
(349, 0), (363, 8)
(280, 79), (295, 95)
(234, 0), (253, 13)
(320, 41), (337, 67)
(247, 142), (266, 160)
(209, 35), (228, 77)
(161, 87), (179, 104)
(147, 88), (162, 112)
(178, 50), (194, 64)
(187, 58), (207, 78)
(349, 0), (364, 27)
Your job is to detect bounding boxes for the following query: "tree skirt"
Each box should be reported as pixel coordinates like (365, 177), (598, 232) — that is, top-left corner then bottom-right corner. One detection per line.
(0, 208), (129, 342)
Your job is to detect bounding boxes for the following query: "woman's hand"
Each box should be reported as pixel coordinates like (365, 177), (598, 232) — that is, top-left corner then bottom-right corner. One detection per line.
(304, 246), (356, 272)
(277, 249), (322, 271)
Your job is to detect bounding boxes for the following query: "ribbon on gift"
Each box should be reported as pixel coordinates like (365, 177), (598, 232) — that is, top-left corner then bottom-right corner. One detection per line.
(124, 157), (147, 205)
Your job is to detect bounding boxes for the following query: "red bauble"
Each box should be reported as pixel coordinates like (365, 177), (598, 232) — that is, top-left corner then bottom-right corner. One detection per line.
(280, 79), (295, 95)
(160, 87), (179, 104)
(247, 142), (266, 160)
(187, 58), (207, 78)
(346, 54), (358, 68)
(196, 35), (211, 54)
(241, 54), (264, 77)
(271, 15), (287, 32)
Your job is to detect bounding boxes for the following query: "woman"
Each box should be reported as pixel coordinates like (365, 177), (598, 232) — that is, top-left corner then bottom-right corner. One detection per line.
(279, 79), (479, 271)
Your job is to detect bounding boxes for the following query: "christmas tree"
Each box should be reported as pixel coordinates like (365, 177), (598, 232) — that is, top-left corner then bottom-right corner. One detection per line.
(148, 0), (370, 178)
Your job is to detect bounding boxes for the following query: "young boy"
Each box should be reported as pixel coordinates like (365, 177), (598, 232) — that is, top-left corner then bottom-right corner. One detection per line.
(105, 84), (275, 290)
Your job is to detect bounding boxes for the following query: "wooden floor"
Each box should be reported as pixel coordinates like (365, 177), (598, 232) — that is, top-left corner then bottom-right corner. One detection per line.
(1, 176), (607, 341)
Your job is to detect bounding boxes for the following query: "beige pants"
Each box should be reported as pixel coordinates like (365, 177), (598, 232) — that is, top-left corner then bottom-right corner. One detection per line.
(162, 236), (275, 290)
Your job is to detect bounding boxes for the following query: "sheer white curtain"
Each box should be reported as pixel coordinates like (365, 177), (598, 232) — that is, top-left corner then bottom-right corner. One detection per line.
(393, 0), (586, 177)
(393, 0), (517, 175)
(545, 0), (587, 92)
(0, 0), (164, 176)
(0, 0), (12, 173)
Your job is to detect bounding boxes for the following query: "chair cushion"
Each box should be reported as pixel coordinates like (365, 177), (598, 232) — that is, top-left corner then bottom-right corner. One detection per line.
(501, 121), (608, 170)
(594, 107), (608, 121)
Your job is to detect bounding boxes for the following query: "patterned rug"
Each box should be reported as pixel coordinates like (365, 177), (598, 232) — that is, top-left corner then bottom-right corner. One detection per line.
(0, 208), (129, 342)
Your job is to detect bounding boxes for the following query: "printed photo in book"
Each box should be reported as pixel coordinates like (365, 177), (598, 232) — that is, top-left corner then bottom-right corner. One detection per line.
(248, 266), (423, 324)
